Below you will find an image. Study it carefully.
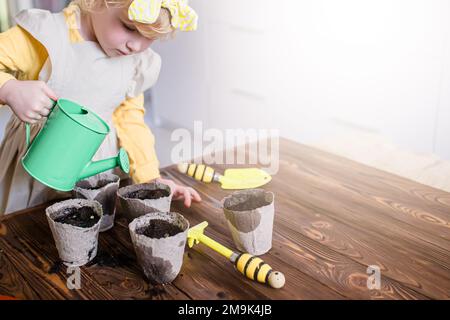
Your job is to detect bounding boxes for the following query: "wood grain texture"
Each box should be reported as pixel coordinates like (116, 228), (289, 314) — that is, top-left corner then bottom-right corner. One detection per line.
(0, 138), (449, 300)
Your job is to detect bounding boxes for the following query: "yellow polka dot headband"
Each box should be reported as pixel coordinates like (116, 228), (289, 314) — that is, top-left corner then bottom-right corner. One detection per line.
(128, 0), (198, 32)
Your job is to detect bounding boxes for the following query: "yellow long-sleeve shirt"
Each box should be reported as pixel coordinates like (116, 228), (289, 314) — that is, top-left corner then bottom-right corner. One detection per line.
(0, 10), (161, 183)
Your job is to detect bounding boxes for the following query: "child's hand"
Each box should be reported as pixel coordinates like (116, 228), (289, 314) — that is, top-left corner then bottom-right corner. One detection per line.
(156, 177), (202, 208)
(0, 80), (57, 124)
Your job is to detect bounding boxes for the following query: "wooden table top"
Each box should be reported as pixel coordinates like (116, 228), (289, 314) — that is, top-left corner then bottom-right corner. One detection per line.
(1, 138), (449, 300)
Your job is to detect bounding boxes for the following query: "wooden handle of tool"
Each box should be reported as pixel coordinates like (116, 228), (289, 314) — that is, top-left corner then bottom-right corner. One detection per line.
(177, 163), (216, 184)
(234, 253), (285, 289)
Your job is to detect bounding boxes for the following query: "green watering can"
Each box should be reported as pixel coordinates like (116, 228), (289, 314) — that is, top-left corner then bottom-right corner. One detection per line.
(21, 99), (130, 192)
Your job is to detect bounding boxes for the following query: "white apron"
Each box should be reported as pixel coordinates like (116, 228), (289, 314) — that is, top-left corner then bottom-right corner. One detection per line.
(0, 8), (161, 215)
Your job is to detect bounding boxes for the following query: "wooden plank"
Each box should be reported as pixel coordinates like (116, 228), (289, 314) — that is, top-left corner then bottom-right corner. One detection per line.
(0, 247), (41, 299)
(123, 190), (344, 300)
(170, 202), (345, 300)
(0, 138), (448, 299)
(163, 169), (346, 299)
(275, 152), (450, 270)
(163, 138), (450, 299)
(1, 207), (190, 300)
(272, 141), (449, 298)
(1, 211), (101, 299)
(281, 139), (450, 241)
(165, 170), (430, 300)
(98, 216), (191, 300)
(274, 195), (449, 299)
(276, 141), (450, 250)
(27, 210), (191, 300)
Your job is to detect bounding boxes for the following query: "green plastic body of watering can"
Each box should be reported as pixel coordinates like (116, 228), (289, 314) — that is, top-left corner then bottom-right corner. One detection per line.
(21, 99), (130, 192)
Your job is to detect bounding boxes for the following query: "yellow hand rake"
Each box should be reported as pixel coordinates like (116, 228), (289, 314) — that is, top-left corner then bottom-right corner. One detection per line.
(187, 222), (285, 289)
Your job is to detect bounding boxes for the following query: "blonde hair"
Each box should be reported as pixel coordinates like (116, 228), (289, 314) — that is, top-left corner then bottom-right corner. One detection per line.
(72, 0), (175, 40)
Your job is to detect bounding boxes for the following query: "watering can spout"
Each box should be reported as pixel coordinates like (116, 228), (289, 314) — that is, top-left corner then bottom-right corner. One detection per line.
(79, 148), (130, 181)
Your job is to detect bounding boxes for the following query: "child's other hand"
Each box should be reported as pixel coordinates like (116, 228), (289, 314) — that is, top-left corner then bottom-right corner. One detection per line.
(0, 80), (57, 124)
(156, 177), (202, 208)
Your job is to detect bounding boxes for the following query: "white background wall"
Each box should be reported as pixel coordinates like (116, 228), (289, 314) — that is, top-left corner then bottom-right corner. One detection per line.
(1, 0), (449, 163)
(152, 0), (450, 160)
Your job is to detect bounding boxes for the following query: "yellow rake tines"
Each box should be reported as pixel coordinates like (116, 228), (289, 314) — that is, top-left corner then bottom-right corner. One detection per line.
(187, 222), (285, 289)
(178, 163), (272, 190)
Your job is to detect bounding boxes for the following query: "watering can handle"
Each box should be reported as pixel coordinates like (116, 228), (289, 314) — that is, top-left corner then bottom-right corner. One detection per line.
(25, 99), (57, 149)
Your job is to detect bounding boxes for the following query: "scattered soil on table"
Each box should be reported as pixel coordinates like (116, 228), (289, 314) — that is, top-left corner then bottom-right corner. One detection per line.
(54, 207), (100, 228)
(145, 284), (167, 298)
(48, 261), (64, 274)
(86, 250), (134, 268)
(125, 189), (170, 200)
(136, 219), (183, 239)
(217, 291), (228, 299)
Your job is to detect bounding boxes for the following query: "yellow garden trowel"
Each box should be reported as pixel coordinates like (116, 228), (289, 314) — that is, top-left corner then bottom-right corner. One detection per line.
(187, 222), (285, 289)
(178, 163), (272, 190)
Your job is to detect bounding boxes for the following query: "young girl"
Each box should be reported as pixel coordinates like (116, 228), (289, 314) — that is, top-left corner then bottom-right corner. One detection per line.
(0, 0), (201, 215)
